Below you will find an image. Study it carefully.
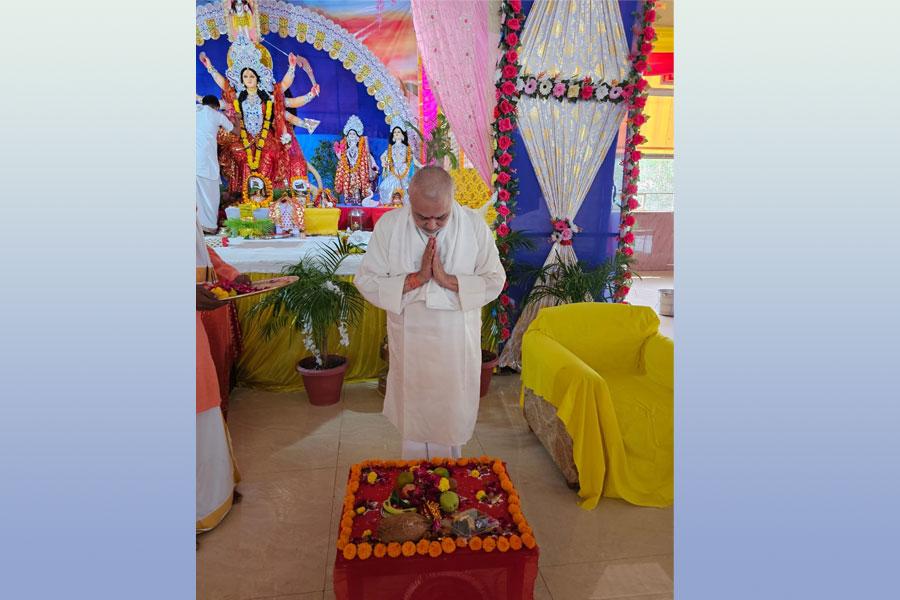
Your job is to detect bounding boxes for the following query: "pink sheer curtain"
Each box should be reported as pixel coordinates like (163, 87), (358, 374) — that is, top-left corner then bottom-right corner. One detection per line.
(421, 68), (438, 144)
(411, 0), (500, 186)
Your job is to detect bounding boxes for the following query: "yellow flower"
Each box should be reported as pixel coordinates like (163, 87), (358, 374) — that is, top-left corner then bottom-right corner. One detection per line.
(362, 529), (372, 538)
(356, 506), (365, 515)
(469, 469), (480, 478)
(366, 471), (377, 484)
(476, 490), (487, 501)
(438, 477), (450, 492)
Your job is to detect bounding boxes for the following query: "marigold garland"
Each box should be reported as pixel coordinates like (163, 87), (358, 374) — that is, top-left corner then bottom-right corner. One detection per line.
(337, 457), (537, 561)
(233, 98), (273, 171)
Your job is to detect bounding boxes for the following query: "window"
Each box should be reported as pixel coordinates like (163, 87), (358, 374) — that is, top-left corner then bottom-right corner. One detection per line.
(614, 155), (674, 212)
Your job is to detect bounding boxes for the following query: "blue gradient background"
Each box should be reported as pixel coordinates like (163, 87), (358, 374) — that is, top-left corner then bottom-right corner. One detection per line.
(677, 1), (900, 598)
(0, 1), (898, 599)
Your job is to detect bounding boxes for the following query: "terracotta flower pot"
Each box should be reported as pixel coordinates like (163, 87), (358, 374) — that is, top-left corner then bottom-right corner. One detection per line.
(296, 355), (348, 406)
(480, 350), (500, 398)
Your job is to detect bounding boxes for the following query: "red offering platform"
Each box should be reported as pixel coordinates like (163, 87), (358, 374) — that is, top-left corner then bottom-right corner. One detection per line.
(333, 457), (539, 600)
(337, 206), (398, 231)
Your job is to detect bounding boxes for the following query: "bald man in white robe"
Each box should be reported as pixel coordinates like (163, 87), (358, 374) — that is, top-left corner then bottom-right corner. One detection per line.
(355, 167), (506, 459)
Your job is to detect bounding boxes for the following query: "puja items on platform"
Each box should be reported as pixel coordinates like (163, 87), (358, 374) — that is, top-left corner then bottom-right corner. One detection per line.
(337, 457), (536, 560)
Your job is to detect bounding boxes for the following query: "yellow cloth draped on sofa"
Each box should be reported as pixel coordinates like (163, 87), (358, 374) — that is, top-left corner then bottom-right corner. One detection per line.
(232, 273), (387, 391)
(521, 303), (673, 509)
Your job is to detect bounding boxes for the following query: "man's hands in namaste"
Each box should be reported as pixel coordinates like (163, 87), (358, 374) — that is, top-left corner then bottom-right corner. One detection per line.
(418, 237), (458, 291)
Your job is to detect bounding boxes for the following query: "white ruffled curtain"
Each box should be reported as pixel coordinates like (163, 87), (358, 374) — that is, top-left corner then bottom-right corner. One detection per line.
(410, 0), (502, 185)
(499, 0), (631, 369)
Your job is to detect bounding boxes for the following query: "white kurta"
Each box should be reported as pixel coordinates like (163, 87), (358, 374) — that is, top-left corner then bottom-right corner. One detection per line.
(355, 203), (505, 446)
(196, 105), (234, 229)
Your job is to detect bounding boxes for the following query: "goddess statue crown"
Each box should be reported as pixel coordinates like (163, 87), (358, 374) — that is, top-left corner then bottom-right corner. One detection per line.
(225, 33), (275, 94)
(343, 115), (364, 136)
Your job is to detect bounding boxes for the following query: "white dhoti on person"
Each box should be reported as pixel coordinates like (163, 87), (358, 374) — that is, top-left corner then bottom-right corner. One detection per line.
(196, 176), (221, 230)
(355, 203), (505, 458)
(196, 104), (233, 230)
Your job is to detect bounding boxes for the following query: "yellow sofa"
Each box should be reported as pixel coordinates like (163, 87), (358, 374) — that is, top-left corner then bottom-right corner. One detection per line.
(520, 303), (673, 509)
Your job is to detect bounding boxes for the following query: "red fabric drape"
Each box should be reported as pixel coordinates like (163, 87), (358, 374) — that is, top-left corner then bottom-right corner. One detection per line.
(647, 52), (674, 77)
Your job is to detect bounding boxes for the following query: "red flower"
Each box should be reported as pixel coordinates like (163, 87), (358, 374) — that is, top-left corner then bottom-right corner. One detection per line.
(505, 32), (519, 47)
(496, 171), (511, 185)
(643, 26), (656, 39)
(641, 41), (653, 54)
(500, 99), (515, 114)
(498, 118), (513, 132)
(581, 85), (594, 99)
(501, 81), (517, 95)
(622, 232), (635, 244)
(507, 18), (521, 31)
(502, 64), (518, 79)
(633, 96), (647, 108)
(624, 214), (636, 227)
(630, 150), (642, 162)
(500, 294), (511, 306)
(498, 152), (513, 166)
(634, 60), (647, 73)
(632, 113), (647, 125)
(500, 327), (511, 341)
(497, 205), (511, 217)
(510, 0), (522, 12)
(625, 183), (638, 195)
(493, 105), (500, 119)
(621, 84), (634, 99)
(630, 167), (640, 178)
(627, 197), (640, 210)
(632, 134), (646, 145)
(636, 79), (649, 93)
(619, 285), (631, 296)
(498, 188), (510, 201)
(499, 312), (509, 325)
(506, 50), (518, 63)
(622, 246), (634, 256)
(644, 9), (656, 23)
(497, 223), (511, 237)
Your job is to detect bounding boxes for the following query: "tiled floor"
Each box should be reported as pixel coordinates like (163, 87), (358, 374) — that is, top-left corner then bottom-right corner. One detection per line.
(197, 274), (674, 600)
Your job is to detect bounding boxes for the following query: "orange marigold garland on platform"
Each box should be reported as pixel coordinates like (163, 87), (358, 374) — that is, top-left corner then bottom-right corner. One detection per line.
(336, 457), (536, 561)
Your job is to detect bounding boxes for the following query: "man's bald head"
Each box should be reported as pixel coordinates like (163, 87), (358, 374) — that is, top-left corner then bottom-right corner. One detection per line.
(409, 166), (455, 234)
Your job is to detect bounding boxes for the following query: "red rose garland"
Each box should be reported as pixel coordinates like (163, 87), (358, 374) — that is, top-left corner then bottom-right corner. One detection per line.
(614, 0), (659, 302)
(489, 0), (527, 344)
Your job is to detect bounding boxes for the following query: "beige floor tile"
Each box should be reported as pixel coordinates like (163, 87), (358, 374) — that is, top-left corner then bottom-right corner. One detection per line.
(197, 468), (335, 599)
(231, 425), (340, 479)
(203, 374), (673, 598)
(541, 555), (673, 600)
(534, 571), (554, 600)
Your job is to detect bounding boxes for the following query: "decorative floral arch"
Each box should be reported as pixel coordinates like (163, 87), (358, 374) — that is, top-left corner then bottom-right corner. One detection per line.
(196, 0), (414, 128)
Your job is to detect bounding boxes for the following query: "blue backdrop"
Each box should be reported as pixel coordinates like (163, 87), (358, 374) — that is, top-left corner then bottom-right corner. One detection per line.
(196, 37), (393, 189)
(506, 0), (640, 308)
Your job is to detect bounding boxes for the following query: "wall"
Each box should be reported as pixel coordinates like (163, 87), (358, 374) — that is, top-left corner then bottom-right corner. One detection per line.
(631, 211), (673, 272)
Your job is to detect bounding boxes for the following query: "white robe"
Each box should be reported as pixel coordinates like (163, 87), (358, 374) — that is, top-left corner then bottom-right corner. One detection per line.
(354, 203), (505, 446)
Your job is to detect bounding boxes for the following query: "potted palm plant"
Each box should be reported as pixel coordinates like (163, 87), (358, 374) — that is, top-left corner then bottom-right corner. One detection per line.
(250, 241), (365, 405)
(522, 252), (635, 309)
(404, 114), (459, 169)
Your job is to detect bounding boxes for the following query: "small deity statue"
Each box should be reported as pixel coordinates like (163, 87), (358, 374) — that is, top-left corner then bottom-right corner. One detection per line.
(334, 115), (378, 205)
(378, 126), (421, 206)
(269, 192), (305, 236)
(225, 0), (260, 43)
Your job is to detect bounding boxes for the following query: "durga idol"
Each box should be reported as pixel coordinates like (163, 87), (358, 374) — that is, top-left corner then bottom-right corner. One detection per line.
(199, 36), (318, 195)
